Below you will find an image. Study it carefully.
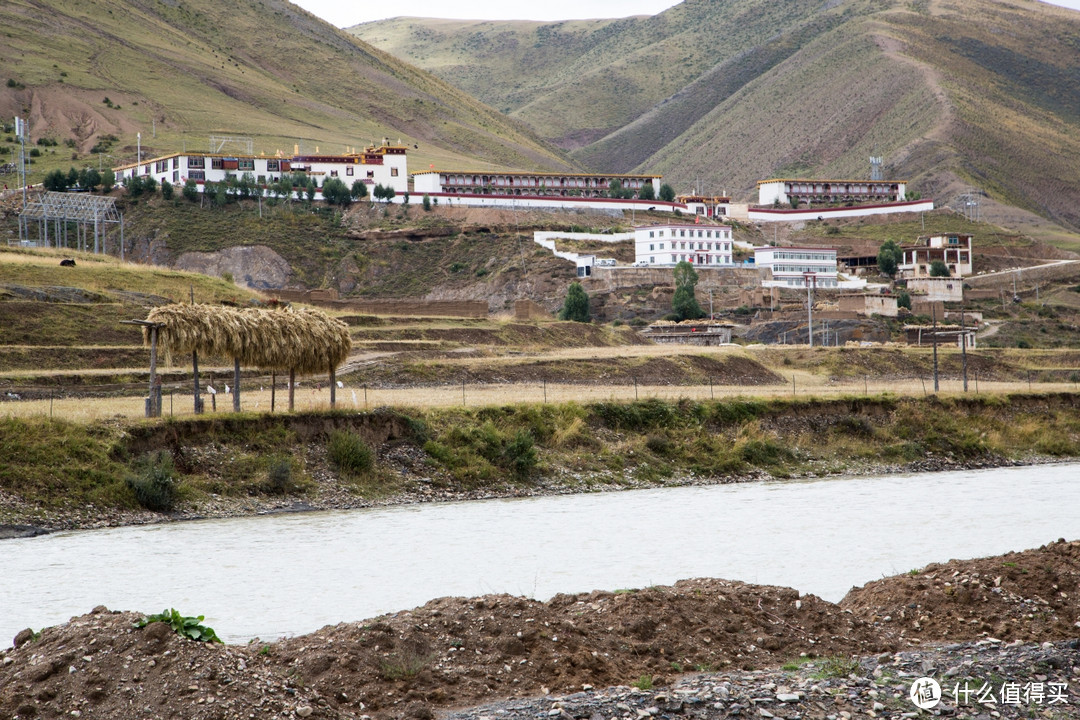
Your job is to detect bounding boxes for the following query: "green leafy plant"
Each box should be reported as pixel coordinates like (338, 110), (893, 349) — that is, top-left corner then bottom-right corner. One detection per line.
(632, 675), (654, 690)
(136, 608), (222, 643)
(813, 656), (859, 679)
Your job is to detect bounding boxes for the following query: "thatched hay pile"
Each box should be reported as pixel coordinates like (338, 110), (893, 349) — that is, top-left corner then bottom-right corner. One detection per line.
(144, 304), (351, 373)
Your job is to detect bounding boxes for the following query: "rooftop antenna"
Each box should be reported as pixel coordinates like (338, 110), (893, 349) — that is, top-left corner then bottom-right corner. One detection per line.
(869, 155), (883, 182)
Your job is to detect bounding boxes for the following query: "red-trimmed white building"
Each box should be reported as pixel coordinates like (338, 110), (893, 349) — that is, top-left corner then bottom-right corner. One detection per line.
(675, 194), (732, 218)
(634, 224), (733, 267)
(113, 142), (409, 196)
(757, 178), (907, 206)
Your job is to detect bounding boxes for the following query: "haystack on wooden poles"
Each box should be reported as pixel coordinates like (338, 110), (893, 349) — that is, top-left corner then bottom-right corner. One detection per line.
(144, 304), (351, 413)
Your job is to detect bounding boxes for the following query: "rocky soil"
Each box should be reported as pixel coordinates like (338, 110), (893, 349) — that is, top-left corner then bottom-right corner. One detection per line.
(3, 541), (1080, 720)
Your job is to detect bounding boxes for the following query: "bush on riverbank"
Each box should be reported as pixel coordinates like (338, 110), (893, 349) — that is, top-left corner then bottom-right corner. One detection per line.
(2, 394), (1079, 529)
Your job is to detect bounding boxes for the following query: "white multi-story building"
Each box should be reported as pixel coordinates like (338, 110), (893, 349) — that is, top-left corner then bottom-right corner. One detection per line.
(113, 142), (409, 197)
(633, 224), (733, 266)
(757, 178), (907, 207)
(754, 246), (838, 287)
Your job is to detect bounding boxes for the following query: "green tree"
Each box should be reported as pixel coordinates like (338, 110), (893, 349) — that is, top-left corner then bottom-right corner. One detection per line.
(141, 175), (158, 193)
(160, 178), (174, 200)
(383, 186), (396, 204)
(305, 178), (316, 203)
(672, 260), (705, 320)
(123, 175), (143, 197)
(877, 240), (903, 277)
(896, 290), (911, 310)
(66, 167), (79, 189)
(100, 167), (115, 191)
(929, 259), (950, 277)
(638, 183), (655, 201)
(558, 282), (591, 322)
(422, 193), (432, 211)
(322, 177), (352, 206)
(182, 179), (199, 202)
(351, 179), (368, 201)
(78, 167), (101, 192)
(659, 183), (676, 203)
(43, 169), (68, 191)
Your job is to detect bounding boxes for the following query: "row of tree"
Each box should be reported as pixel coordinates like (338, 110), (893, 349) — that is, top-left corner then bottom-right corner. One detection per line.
(42, 166), (116, 193)
(605, 180), (676, 202)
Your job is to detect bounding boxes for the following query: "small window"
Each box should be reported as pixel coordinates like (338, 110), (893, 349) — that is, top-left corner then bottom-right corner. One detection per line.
(172, 170), (179, 182)
(346, 167), (353, 176)
(391, 168), (399, 177)
(238, 159), (255, 171)
(189, 170), (205, 180)
(267, 160), (280, 172)
(188, 156), (205, 169)
(367, 171), (374, 178)
(211, 158), (224, 170)
(330, 170), (338, 177)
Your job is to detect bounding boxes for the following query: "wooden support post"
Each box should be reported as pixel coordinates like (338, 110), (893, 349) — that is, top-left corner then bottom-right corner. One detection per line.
(148, 326), (159, 417)
(271, 372), (276, 413)
(192, 350), (203, 414)
(329, 366), (336, 409)
(289, 368), (296, 411)
(233, 357), (241, 412)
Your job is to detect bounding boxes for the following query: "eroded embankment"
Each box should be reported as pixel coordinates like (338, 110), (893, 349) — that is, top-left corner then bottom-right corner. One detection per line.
(1, 393), (1078, 534)
(1, 540), (1079, 720)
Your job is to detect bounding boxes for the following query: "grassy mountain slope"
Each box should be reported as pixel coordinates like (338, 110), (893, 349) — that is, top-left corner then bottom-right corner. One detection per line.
(0, 0), (573, 181)
(354, 0), (1080, 238)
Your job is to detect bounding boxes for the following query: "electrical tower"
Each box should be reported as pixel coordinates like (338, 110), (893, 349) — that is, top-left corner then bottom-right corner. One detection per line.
(957, 189), (981, 222)
(869, 156), (883, 182)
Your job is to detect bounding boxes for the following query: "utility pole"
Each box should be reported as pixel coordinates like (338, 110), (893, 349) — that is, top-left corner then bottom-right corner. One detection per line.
(961, 305), (968, 392)
(806, 273), (814, 347)
(932, 305), (940, 392)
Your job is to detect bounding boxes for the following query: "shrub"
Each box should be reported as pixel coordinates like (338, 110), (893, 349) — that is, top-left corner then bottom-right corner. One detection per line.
(264, 457), (298, 494)
(328, 430), (374, 475)
(127, 451), (179, 512)
(160, 178), (174, 200)
(502, 430), (537, 478)
(558, 282), (591, 322)
(182, 179), (198, 202)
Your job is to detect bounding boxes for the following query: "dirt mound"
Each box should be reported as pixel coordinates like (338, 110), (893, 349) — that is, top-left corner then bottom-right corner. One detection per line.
(0, 579), (885, 720)
(841, 538), (1080, 644)
(0, 607), (341, 720)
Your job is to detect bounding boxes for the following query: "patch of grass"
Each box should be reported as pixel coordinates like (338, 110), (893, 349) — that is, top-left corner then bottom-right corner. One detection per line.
(813, 656), (860, 679)
(631, 675), (654, 690)
(380, 645), (433, 681)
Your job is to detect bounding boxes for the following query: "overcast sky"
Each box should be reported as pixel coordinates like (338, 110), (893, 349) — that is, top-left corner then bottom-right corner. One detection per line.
(293, 0), (1080, 27)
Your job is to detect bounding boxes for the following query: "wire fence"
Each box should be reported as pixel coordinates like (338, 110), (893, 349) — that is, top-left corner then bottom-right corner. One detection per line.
(2, 374), (1078, 422)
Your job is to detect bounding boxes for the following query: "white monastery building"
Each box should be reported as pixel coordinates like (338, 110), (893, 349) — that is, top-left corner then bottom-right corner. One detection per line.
(754, 246), (839, 288)
(113, 142), (410, 197)
(634, 224), (733, 266)
(757, 178), (907, 207)
(900, 234), (973, 278)
(413, 170), (660, 198)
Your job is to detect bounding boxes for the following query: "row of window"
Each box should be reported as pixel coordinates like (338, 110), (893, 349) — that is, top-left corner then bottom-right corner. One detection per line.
(647, 242), (731, 252)
(647, 229), (730, 239)
(781, 277), (838, 287)
(773, 265), (837, 274)
(646, 255), (733, 265)
(442, 175), (644, 188)
(770, 252), (835, 261)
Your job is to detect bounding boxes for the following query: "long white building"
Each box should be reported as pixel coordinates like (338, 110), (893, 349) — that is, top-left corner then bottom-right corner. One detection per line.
(113, 142), (410, 197)
(757, 178), (907, 207)
(634, 224), (733, 266)
(754, 246), (838, 287)
(413, 170), (660, 198)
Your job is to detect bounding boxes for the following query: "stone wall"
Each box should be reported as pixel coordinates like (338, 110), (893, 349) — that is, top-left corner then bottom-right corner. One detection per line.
(514, 299), (553, 321)
(265, 289), (488, 318)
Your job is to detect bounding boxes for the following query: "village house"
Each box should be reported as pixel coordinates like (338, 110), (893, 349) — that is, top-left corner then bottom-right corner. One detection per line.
(754, 246), (839, 288)
(904, 324), (977, 349)
(907, 276), (964, 302)
(899, 234), (973, 278)
(640, 321), (734, 345)
(838, 292), (899, 317)
(113, 142), (410, 197)
(633, 224), (733, 267)
(675, 194), (731, 218)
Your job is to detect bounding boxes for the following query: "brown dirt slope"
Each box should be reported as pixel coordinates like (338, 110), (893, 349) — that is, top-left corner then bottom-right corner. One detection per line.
(841, 538), (1080, 645)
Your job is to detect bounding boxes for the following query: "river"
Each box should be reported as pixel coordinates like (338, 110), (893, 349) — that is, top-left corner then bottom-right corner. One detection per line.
(3, 463), (1078, 644)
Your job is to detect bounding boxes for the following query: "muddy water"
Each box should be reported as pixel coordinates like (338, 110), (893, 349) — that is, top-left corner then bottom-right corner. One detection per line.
(4, 463), (1079, 644)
